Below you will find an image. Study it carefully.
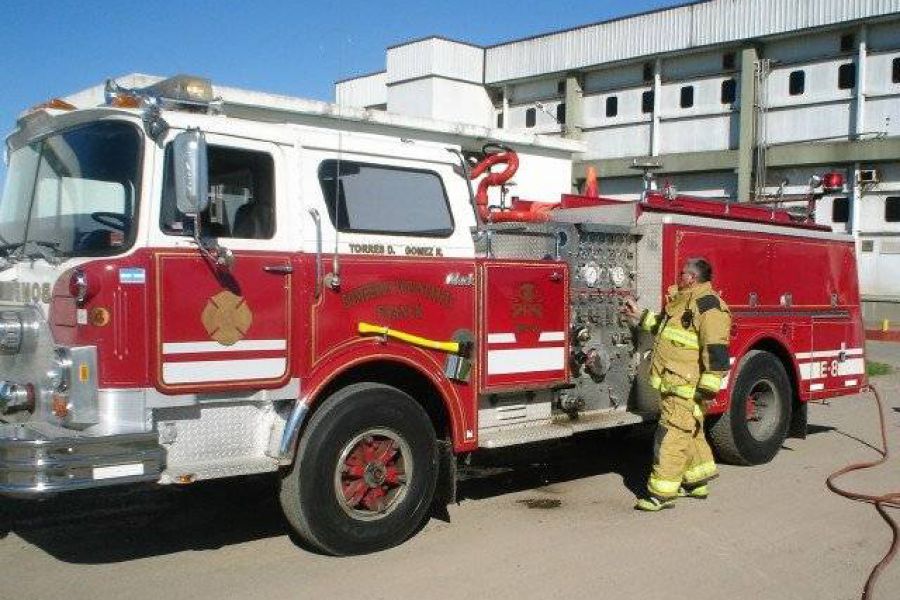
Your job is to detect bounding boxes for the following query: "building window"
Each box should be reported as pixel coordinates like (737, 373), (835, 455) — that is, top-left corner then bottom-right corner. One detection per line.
(525, 107), (536, 128)
(680, 86), (694, 108)
(886, 197), (900, 222)
(840, 33), (855, 53)
(722, 52), (736, 70)
(161, 145), (275, 239)
(642, 90), (654, 114)
(789, 70), (805, 96)
(892, 57), (900, 83)
(496, 112), (504, 128)
(838, 63), (856, 90)
(832, 197), (849, 223)
(556, 102), (566, 125)
(643, 62), (653, 82)
(557, 80), (566, 95)
(721, 79), (737, 104)
(318, 160), (453, 237)
(605, 96), (618, 117)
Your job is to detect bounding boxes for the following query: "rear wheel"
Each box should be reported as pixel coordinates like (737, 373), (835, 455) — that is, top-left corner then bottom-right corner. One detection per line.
(279, 382), (438, 555)
(709, 350), (792, 466)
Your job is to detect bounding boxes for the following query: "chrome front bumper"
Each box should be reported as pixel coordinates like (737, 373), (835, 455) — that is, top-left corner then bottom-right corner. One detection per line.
(0, 422), (164, 497)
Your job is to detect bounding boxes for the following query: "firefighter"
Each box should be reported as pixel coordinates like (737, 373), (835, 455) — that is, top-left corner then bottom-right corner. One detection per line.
(623, 257), (731, 511)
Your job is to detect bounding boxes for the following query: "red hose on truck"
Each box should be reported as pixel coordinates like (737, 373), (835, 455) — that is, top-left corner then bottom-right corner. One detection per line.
(469, 146), (552, 223)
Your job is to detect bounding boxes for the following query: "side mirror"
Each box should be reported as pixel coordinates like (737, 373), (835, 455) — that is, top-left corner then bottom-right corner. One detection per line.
(172, 129), (209, 216)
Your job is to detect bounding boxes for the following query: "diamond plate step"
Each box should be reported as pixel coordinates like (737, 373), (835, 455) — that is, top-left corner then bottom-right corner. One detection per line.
(478, 409), (648, 449)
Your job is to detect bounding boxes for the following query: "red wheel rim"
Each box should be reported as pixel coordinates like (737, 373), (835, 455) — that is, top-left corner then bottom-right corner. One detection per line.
(334, 428), (411, 521)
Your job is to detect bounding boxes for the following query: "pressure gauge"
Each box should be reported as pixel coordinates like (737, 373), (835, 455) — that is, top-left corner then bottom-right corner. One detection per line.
(609, 265), (627, 288)
(581, 261), (601, 287)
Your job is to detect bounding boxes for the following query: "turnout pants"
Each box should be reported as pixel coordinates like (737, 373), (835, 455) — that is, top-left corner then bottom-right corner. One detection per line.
(647, 393), (718, 500)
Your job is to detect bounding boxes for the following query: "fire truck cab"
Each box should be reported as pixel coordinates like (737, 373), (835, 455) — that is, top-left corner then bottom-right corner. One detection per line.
(0, 75), (865, 555)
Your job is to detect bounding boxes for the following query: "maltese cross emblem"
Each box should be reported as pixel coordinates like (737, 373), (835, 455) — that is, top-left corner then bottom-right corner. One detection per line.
(201, 290), (253, 346)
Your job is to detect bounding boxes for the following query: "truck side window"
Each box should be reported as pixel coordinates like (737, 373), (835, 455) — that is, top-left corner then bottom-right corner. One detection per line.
(318, 160), (453, 237)
(161, 145), (275, 239)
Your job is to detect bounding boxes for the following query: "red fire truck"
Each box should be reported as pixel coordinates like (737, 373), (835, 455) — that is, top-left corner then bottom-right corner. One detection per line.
(0, 76), (864, 555)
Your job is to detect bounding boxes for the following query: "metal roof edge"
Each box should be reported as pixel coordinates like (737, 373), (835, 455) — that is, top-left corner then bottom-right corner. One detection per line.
(334, 70), (387, 86)
(385, 35), (484, 51)
(484, 0), (709, 50)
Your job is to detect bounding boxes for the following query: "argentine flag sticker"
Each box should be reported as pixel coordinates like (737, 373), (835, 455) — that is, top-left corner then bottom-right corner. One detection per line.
(119, 268), (146, 285)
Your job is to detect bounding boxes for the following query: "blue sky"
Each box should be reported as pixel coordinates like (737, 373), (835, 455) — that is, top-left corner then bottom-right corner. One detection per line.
(0, 0), (682, 180)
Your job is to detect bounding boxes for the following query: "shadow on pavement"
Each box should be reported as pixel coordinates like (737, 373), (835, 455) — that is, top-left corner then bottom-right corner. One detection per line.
(457, 427), (653, 503)
(0, 474), (289, 563)
(0, 428), (655, 564)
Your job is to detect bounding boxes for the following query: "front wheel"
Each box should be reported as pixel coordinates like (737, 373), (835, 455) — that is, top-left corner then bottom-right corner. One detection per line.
(708, 350), (792, 466)
(279, 383), (438, 555)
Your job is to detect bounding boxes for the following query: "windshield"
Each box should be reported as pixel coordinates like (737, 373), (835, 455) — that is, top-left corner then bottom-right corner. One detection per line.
(0, 121), (141, 259)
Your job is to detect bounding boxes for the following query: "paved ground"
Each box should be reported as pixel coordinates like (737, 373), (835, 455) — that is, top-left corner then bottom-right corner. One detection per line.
(2, 342), (900, 600)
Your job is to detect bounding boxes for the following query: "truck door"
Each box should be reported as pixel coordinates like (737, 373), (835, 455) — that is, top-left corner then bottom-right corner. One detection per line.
(153, 136), (293, 393)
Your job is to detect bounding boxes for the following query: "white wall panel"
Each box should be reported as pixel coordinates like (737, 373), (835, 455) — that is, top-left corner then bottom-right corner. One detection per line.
(429, 39), (485, 83)
(766, 103), (853, 144)
(659, 115), (735, 153)
(509, 79), (561, 104)
(583, 123), (651, 160)
(663, 50), (730, 80)
(869, 19), (900, 51)
(866, 51), (900, 93)
(660, 76), (737, 115)
(385, 79), (434, 120)
(859, 240), (900, 296)
(591, 176), (643, 200)
(335, 71), (387, 108)
(859, 194), (900, 233)
(764, 31), (843, 64)
(590, 172), (734, 200)
(665, 172), (735, 198)
(387, 38), (483, 84)
(506, 101), (563, 134)
(584, 64), (645, 93)
(430, 79), (494, 127)
(812, 196), (850, 232)
(767, 59), (856, 109)
(504, 152), (572, 205)
(583, 88), (649, 128)
(865, 96), (900, 136)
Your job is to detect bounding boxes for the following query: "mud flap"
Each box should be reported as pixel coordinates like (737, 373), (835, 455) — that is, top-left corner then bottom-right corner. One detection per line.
(432, 440), (457, 520)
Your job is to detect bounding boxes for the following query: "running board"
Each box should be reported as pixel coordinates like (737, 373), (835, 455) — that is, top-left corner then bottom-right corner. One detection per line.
(477, 409), (648, 449)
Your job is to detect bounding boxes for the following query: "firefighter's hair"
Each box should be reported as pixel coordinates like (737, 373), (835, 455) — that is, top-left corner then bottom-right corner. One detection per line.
(685, 257), (712, 282)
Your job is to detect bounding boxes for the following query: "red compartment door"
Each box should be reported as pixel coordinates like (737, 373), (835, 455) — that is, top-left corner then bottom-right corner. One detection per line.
(480, 261), (569, 391)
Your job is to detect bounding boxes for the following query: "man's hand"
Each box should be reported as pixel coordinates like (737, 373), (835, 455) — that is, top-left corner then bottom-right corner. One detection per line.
(621, 298), (641, 324)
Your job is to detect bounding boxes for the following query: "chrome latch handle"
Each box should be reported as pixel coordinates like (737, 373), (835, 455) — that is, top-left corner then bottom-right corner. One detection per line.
(264, 264), (293, 274)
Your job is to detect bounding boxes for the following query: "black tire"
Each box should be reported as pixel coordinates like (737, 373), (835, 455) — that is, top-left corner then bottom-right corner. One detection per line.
(709, 350), (792, 466)
(279, 382), (438, 555)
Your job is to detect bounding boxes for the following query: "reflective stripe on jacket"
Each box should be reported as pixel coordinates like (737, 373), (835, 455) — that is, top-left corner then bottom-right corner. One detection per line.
(643, 281), (732, 398)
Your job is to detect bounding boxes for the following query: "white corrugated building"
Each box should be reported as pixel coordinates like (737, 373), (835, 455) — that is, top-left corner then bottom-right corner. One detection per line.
(335, 0), (900, 324)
